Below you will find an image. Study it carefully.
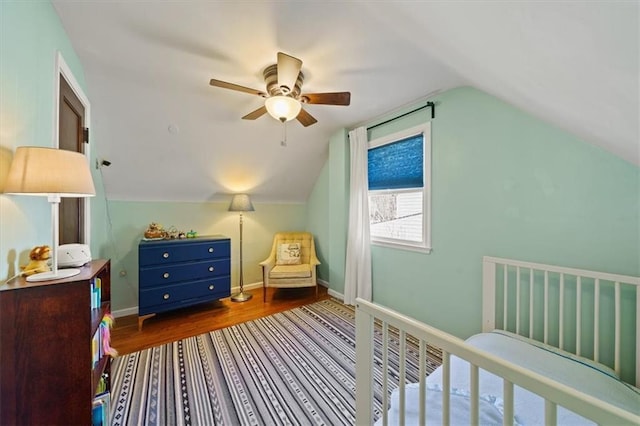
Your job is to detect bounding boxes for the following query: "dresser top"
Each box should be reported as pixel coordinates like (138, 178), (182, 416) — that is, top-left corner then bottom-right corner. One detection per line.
(139, 234), (229, 246)
(0, 259), (109, 291)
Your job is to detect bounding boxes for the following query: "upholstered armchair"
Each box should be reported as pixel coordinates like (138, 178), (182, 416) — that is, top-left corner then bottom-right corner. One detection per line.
(260, 231), (320, 302)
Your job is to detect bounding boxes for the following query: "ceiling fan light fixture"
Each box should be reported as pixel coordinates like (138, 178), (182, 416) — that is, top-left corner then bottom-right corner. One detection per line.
(265, 95), (301, 122)
(210, 52), (349, 127)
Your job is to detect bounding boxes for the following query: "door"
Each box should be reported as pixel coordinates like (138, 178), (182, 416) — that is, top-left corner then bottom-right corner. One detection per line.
(58, 75), (86, 245)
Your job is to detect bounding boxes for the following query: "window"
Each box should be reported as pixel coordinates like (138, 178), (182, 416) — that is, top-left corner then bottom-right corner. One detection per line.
(368, 122), (431, 252)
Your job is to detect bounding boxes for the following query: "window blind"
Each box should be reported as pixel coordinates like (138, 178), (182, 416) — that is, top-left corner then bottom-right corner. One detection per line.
(368, 133), (423, 190)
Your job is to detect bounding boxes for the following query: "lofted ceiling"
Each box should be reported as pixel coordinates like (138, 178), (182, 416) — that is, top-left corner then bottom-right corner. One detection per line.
(51, 1), (639, 203)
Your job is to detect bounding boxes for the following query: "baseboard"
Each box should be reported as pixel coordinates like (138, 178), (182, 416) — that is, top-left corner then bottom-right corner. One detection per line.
(326, 288), (344, 301)
(111, 279), (342, 318)
(112, 306), (138, 318)
(240, 281), (264, 291)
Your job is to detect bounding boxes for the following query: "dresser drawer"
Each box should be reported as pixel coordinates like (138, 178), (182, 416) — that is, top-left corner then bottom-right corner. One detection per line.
(139, 240), (230, 267)
(139, 258), (230, 287)
(139, 276), (230, 314)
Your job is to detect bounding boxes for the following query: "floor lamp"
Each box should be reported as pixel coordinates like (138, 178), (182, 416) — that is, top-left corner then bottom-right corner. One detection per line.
(228, 194), (254, 302)
(4, 146), (96, 282)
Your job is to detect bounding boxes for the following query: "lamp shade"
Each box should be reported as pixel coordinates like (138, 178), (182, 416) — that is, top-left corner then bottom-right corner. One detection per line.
(264, 96), (302, 122)
(228, 194), (254, 212)
(4, 146), (96, 197)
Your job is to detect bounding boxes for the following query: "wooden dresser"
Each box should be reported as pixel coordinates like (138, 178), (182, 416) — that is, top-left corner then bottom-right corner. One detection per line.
(138, 235), (231, 329)
(0, 259), (111, 425)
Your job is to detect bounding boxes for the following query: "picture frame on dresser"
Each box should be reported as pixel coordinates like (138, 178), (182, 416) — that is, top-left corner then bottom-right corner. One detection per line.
(138, 235), (231, 329)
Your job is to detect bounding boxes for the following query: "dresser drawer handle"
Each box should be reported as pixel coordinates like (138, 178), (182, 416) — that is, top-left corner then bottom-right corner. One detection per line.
(163, 293), (170, 300)
(163, 272), (170, 279)
(208, 266), (215, 272)
(208, 285), (215, 290)
(208, 247), (214, 253)
(162, 252), (169, 259)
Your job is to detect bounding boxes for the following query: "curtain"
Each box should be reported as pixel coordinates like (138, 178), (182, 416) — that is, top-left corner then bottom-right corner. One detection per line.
(344, 126), (372, 305)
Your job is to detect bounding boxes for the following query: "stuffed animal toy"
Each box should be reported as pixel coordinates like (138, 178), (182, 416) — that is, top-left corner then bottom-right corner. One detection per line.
(100, 313), (118, 358)
(21, 245), (52, 276)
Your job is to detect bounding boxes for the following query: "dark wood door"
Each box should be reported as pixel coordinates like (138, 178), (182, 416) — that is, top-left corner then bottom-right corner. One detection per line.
(58, 75), (85, 244)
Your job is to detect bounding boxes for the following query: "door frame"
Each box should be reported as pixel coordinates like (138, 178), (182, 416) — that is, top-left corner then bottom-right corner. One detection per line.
(54, 51), (92, 246)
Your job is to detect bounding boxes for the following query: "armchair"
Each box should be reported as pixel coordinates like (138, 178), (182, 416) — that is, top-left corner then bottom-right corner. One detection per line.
(260, 231), (320, 302)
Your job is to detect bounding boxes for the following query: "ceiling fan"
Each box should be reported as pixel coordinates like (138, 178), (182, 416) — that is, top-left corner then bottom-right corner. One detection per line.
(209, 52), (351, 127)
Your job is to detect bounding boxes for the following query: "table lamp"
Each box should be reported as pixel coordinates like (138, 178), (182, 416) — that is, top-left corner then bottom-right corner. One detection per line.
(228, 193), (254, 302)
(4, 146), (96, 282)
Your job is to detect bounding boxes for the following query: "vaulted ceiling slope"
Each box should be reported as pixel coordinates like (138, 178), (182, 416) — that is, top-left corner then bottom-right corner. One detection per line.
(51, 1), (639, 203)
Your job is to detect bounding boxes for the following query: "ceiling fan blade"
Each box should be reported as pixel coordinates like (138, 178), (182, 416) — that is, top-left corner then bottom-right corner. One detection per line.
(296, 108), (318, 127)
(242, 106), (268, 120)
(301, 92), (351, 106)
(277, 52), (302, 94)
(209, 79), (265, 97)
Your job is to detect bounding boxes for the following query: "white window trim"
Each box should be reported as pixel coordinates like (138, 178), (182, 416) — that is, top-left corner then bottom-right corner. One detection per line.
(368, 122), (432, 254)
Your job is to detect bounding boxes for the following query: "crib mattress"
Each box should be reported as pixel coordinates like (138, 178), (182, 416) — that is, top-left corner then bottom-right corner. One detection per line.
(381, 330), (640, 425)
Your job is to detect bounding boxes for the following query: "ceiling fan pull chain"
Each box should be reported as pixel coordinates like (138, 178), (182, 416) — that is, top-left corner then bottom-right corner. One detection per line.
(281, 122), (287, 147)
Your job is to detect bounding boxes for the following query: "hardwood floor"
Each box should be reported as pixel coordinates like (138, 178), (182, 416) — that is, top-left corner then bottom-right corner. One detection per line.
(111, 286), (330, 355)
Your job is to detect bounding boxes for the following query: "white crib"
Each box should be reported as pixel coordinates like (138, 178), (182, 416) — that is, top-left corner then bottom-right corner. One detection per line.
(355, 256), (640, 425)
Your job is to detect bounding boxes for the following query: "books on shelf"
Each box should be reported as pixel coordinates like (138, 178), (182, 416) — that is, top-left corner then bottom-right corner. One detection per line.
(90, 277), (102, 309)
(92, 391), (110, 426)
(91, 277), (102, 309)
(95, 373), (109, 395)
(92, 331), (99, 368)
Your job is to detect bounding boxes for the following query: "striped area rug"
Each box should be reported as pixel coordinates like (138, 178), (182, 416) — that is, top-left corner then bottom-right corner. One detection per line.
(110, 299), (441, 425)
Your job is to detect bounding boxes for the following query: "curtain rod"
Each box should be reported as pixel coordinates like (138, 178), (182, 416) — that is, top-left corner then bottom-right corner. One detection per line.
(366, 101), (435, 131)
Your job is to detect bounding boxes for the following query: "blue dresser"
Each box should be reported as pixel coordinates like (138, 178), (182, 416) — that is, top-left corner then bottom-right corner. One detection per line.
(138, 235), (231, 329)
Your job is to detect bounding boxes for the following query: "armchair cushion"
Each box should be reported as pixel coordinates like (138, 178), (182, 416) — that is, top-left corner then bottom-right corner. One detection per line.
(270, 264), (312, 279)
(276, 242), (302, 265)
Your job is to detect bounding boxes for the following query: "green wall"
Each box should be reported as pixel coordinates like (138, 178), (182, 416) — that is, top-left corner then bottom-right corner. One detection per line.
(308, 86), (639, 341)
(327, 129), (350, 293)
(307, 130), (350, 293)
(0, 1), (109, 281)
(306, 160), (331, 281)
(104, 200), (307, 313)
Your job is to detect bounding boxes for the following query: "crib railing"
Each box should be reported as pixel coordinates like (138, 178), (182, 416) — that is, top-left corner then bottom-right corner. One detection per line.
(482, 256), (640, 385)
(355, 297), (639, 425)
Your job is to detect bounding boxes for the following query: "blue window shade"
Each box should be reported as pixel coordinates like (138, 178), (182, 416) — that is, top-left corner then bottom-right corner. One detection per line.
(368, 134), (423, 190)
